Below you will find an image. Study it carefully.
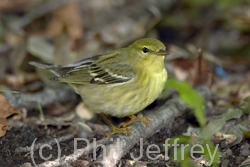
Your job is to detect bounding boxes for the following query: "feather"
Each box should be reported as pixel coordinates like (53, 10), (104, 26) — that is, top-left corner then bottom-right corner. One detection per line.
(33, 52), (136, 85)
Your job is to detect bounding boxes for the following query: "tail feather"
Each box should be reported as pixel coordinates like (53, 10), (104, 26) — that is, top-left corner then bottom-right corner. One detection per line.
(29, 61), (71, 77)
(29, 61), (60, 69)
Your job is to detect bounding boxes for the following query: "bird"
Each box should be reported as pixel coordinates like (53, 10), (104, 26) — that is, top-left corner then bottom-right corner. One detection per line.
(29, 38), (168, 137)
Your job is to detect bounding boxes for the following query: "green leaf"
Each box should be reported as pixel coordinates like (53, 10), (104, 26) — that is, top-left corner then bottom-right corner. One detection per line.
(166, 78), (206, 127)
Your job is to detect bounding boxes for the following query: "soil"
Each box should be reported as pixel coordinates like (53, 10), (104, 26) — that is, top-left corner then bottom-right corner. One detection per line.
(0, 115), (244, 167)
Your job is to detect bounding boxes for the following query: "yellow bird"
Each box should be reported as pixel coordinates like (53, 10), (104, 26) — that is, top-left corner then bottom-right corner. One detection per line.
(30, 38), (168, 136)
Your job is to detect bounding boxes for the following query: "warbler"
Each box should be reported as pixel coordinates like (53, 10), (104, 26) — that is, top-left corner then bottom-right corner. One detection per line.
(29, 38), (168, 136)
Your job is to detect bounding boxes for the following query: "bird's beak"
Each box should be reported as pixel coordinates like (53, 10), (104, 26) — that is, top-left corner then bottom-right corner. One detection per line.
(157, 49), (169, 56)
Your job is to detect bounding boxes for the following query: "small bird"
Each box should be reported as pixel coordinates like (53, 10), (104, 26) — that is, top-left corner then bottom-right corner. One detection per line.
(29, 38), (168, 136)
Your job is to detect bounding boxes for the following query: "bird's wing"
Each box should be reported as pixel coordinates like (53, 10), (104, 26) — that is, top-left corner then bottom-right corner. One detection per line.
(29, 56), (98, 77)
(56, 54), (135, 85)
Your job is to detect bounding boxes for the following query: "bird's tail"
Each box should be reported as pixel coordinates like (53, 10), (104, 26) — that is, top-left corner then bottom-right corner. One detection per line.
(29, 61), (70, 77)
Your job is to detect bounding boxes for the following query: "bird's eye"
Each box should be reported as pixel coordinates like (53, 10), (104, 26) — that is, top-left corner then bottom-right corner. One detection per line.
(142, 47), (149, 53)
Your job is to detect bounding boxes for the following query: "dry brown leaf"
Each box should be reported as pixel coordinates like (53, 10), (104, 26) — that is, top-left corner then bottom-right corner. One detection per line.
(0, 0), (29, 12)
(0, 118), (7, 137)
(0, 94), (21, 137)
(45, 1), (84, 49)
(173, 51), (212, 87)
(0, 94), (21, 118)
(192, 51), (213, 86)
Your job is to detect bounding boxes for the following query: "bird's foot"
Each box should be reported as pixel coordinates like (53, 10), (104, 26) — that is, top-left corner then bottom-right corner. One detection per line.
(100, 113), (134, 137)
(105, 126), (133, 138)
(119, 115), (151, 128)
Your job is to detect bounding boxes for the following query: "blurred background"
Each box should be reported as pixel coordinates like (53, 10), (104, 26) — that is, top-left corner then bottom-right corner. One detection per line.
(0, 0), (250, 166)
(0, 0), (249, 93)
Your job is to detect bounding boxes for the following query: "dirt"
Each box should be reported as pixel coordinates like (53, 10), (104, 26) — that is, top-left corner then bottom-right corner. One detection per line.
(0, 115), (246, 167)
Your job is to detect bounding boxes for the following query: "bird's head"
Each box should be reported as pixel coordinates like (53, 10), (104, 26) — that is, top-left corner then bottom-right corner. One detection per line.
(127, 38), (168, 66)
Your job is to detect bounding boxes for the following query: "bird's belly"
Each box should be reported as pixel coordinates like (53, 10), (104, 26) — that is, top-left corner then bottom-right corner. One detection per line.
(73, 69), (167, 118)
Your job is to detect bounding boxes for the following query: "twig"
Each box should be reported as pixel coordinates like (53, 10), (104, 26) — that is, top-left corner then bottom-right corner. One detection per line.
(91, 98), (187, 167)
(34, 98), (187, 167)
(3, 86), (77, 110)
(36, 138), (110, 167)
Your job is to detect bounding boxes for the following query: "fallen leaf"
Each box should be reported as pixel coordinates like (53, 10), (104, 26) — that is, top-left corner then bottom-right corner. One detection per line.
(173, 50), (212, 87)
(44, 1), (84, 49)
(193, 50), (213, 86)
(0, 94), (21, 137)
(0, 94), (21, 118)
(0, 118), (7, 137)
(0, 0), (29, 12)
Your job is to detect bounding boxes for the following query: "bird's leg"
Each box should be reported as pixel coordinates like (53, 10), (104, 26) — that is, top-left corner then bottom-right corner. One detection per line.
(119, 115), (151, 128)
(100, 113), (132, 137)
